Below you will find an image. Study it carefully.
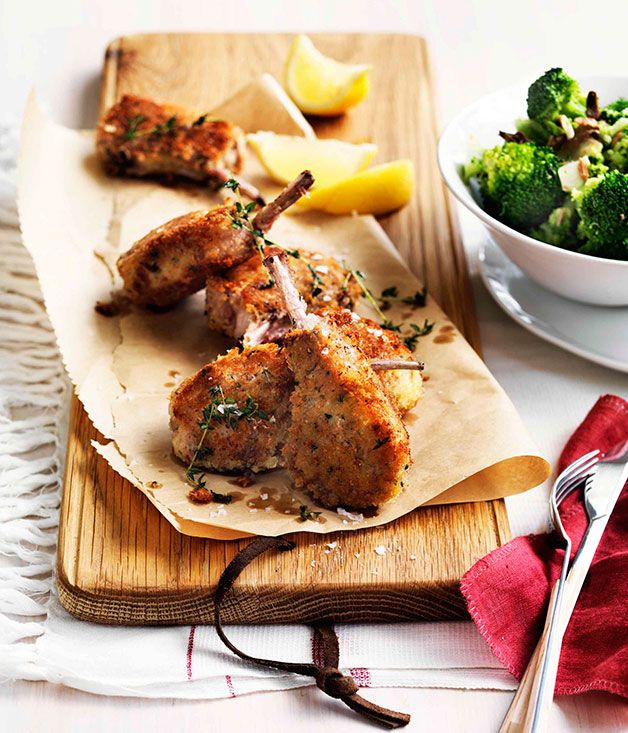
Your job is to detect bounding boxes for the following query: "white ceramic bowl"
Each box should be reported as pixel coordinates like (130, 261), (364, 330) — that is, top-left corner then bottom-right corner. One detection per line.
(438, 75), (628, 306)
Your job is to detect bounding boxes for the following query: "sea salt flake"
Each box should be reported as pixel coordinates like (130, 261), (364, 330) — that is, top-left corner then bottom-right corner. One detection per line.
(249, 508), (258, 513)
(374, 545), (387, 556)
(337, 507), (363, 523)
(409, 554), (417, 561)
(260, 493), (269, 500)
(310, 560), (316, 567)
(325, 541), (338, 550)
(354, 552), (361, 559)
(315, 265), (329, 274)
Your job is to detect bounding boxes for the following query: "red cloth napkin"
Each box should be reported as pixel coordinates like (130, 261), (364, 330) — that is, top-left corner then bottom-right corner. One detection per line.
(461, 394), (628, 697)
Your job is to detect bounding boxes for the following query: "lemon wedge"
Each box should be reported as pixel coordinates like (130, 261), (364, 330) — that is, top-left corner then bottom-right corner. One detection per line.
(296, 160), (415, 216)
(248, 132), (377, 189)
(285, 35), (371, 116)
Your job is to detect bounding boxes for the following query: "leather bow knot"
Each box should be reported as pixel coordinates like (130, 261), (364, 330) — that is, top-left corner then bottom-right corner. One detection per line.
(316, 667), (359, 698)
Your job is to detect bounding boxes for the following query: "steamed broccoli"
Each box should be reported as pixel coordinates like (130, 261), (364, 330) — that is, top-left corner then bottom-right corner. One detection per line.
(530, 201), (579, 248)
(600, 98), (628, 124)
(573, 171), (628, 259)
(463, 142), (565, 230)
(523, 68), (587, 141)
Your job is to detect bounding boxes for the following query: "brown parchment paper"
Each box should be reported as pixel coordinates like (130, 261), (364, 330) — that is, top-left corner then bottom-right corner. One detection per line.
(18, 82), (550, 540)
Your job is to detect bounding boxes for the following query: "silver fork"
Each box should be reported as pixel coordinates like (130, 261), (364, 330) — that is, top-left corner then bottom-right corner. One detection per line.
(526, 441), (628, 732)
(499, 449), (600, 733)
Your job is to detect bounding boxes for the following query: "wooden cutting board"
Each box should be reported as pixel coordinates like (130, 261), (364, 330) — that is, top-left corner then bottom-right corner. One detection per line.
(57, 33), (510, 625)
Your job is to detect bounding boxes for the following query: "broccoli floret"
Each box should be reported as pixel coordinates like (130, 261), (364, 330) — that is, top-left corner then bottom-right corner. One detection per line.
(599, 118), (628, 173)
(573, 171), (628, 260)
(464, 142), (565, 230)
(605, 131), (628, 173)
(600, 98), (628, 124)
(525, 68), (587, 140)
(530, 201), (579, 248)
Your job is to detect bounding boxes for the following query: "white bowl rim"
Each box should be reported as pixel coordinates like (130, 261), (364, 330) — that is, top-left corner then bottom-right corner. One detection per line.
(437, 76), (628, 270)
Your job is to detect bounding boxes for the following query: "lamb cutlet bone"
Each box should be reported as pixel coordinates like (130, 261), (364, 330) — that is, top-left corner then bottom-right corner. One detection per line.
(115, 171), (314, 310)
(265, 252), (423, 372)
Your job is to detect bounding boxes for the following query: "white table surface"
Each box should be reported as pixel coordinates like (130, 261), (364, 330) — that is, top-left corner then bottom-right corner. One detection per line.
(2, 1), (627, 730)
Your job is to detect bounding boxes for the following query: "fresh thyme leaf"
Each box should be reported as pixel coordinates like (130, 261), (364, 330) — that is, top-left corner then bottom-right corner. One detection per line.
(402, 288), (428, 307)
(298, 504), (322, 522)
(381, 319), (402, 332)
(410, 319), (435, 337)
(381, 286), (399, 298)
(324, 413), (332, 420)
(285, 248), (300, 258)
(185, 385), (270, 489)
(223, 178), (241, 191)
(122, 114), (146, 140)
(343, 264), (389, 323)
(403, 333), (419, 351)
(211, 491), (233, 504)
(192, 114), (208, 126)
(152, 115), (177, 135)
(307, 262), (325, 296)
(374, 437), (390, 449)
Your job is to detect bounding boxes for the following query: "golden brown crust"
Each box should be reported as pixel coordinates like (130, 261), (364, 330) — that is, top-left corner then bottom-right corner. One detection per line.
(169, 344), (294, 473)
(205, 249), (362, 340)
(316, 308), (424, 413)
(96, 95), (244, 181)
(168, 309), (421, 479)
(283, 326), (411, 509)
(117, 205), (255, 309)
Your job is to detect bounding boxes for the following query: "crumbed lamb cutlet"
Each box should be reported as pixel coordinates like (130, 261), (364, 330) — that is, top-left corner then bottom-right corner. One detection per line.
(116, 171), (314, 309)
(267, 253), (412, 509)
(206, 247), (362, 343)
(169, 308), (422, 475)
(96, 94), (262, 201)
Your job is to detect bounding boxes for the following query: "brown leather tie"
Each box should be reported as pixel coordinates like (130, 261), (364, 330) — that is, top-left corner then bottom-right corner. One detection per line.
(213, 536), (411, 729)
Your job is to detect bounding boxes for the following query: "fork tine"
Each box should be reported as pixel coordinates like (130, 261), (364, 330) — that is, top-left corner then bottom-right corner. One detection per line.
(554, 450), (600, 489)
(555, 462), (598, 504)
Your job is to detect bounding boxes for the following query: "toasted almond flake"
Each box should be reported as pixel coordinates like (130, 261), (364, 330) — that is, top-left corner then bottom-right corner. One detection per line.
(558, 114), (575, 139)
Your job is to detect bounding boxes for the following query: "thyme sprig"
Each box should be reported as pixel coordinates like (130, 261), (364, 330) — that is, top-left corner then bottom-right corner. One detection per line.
(298, 505), (322, 522)
(185, 384), (269, 497)
(123, 112), (209, 141)
(343, 267), (434, 352)
(223, 179), (317, 290)
(307, 262), (325, 297)
(380, 286), (428, 310)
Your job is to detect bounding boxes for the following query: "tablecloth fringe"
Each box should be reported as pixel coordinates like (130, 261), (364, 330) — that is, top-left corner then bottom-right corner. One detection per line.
(0, 158), (69, 682)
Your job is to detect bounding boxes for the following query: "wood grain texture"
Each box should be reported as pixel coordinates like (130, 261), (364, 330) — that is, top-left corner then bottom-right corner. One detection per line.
(57, 32), (510, 625)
